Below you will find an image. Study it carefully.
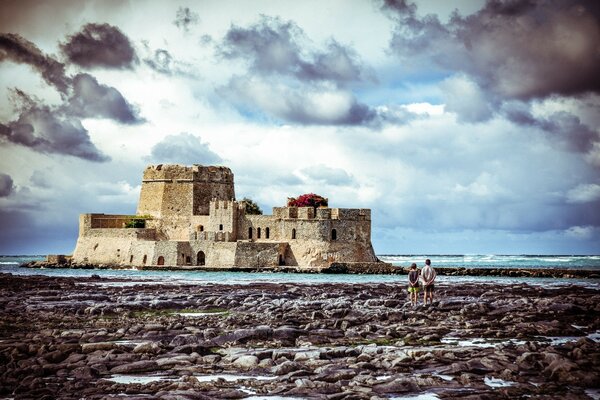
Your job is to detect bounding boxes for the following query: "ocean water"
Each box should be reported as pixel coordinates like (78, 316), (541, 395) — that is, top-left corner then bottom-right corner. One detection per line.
(0, 255), (599, 288)
(380, 254), (600, 270)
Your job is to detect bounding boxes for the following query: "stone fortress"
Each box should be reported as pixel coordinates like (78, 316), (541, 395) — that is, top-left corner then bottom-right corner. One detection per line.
(72, 164), (387, 270)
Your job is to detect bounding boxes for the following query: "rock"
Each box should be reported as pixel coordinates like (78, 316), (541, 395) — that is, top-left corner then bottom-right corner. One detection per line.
(272, 361), (301, 375)
(233, 355), (259, 370)
(169, 334), (203, 347)
(71, 366), (100, 380)
(81, 342), (120, 353)
(133, 341), (161, 354)
(156, 355), (194, 368)
(213, 325), (273, 345)
(110, 360), (158, 374)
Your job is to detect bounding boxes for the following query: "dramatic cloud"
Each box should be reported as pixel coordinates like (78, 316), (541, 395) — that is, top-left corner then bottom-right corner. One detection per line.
(61, 23), (136, 69)
(148, 133), (222, 165)
(384, 0), (600, 100)
(221, 76), (375, 125)
(0, 30), (142, 160)
(502, 102), (599, 153)
(173, 7), (199, 33)
(0, 173), (14, 197)
(0, 90), (109, 162)
(67, 73), (142, 123)
(221, 16), (367, 84)
(0, 33), (70, 94)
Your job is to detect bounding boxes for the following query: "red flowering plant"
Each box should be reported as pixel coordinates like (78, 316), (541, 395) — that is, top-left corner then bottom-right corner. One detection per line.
(287, 193), (328, 208)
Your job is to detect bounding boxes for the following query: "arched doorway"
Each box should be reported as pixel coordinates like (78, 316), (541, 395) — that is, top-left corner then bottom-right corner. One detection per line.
(331, 229), (337, 241)
(157, 256), (165, 265)
(197, 251), (206, 266)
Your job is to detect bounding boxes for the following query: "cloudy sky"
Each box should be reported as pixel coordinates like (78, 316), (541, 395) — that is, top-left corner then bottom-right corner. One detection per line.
(0, 0), (599, 255)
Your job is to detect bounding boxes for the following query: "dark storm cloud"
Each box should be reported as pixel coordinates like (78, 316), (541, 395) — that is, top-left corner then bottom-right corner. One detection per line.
(61, 23), (136, 69)
(502, 103), (599, 153)
(0, 173), (14, 197)
(0, 30), (143, 160)
(147, 133), (222, 165)
(67, 73), (142, 124)
(383, 0), (600, 100)
(220, 16), (367, 84)
(0, 90), (109, 162)
(173, 7), (199, 33)
(0, 33), (70, 94)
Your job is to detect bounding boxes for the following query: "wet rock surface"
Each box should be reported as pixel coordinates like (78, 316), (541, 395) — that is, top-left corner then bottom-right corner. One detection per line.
(0, 272), (599, 399)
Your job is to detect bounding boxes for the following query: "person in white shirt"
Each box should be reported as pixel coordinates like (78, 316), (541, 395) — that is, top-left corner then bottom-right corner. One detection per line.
(421, 258), (436, 305)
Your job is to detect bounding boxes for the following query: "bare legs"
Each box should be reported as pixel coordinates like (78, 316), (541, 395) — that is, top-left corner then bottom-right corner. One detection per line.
(410, 290), (418, 306)
(423, 287), (434, 305)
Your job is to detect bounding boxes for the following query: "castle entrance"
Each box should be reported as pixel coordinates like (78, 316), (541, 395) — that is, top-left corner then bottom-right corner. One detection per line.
(157, 256), (165, 265)
(197, 251), (205, 266)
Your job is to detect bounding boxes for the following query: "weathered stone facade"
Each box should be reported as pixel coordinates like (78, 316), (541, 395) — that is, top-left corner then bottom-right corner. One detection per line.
(72, 164), (383, 269)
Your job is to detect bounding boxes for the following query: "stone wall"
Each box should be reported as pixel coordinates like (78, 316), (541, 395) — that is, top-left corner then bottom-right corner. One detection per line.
(137, 164), (235, 218)
(234, 242), (286, 268)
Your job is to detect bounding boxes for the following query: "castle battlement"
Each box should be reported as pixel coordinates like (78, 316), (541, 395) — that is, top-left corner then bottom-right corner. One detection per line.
(271, 207), (370, 221)
(142, 164), (234, 183)
(73, 164), (380, 269)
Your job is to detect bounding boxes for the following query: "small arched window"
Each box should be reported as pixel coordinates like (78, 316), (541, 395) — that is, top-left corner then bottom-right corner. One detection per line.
(219, 224), (223, 231)
(129, 255), (134, 263)
(257, 227), (261, 239)
(248, 227), (253, 239)
(292, 228), (296, 239)
(331, 229), (337, 241)
(199, 225), (204, 232)
(142, 255), (147, 265)
(157, 256), (165, 265)
(265, 227), (270, 239)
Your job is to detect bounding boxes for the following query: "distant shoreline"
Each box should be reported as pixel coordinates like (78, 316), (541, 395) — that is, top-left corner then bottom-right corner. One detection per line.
(19, 260), (600, 279)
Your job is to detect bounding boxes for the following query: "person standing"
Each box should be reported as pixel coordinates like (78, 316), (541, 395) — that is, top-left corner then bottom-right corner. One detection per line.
(407, 263), (420, 306)
(421, 259), (436, 305)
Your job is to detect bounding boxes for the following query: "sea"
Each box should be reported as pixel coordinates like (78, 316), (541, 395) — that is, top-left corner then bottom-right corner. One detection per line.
(1, 254), (599, 288)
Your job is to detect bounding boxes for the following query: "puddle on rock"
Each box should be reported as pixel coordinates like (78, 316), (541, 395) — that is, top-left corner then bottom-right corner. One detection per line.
(432, 373), (454, 381)
(390, 394), (440, 400)
(484, 376), (515, 388)
(585, 388), (600, 400)
(105, 375), (178, 384)
(441, 337), (526, 348)
(177, 311), (228, 317)
(194, 374), (276, 382)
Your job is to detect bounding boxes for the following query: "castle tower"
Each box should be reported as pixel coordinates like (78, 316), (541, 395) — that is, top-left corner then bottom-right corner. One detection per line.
(137, 164), (235, 218)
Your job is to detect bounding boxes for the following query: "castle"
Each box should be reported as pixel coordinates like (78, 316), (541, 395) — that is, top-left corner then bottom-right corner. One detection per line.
(72, 164), (383, 270)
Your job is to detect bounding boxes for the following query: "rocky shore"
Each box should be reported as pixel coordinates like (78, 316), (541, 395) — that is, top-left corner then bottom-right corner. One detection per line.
(0, 273), (599, 399)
